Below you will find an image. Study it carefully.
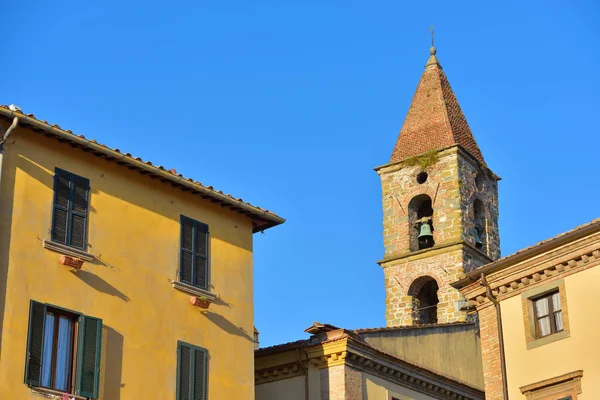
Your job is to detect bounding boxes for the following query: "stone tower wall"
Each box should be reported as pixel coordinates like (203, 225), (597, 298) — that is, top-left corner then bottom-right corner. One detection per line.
(457, 151), (501, 261)
(378, 146), (500, 326)
(379, 148), (463, 258)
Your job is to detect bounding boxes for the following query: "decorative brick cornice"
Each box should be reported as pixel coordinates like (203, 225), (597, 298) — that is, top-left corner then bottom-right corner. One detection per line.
(460, 238), (600, 309)
(254, 362), (303, 384)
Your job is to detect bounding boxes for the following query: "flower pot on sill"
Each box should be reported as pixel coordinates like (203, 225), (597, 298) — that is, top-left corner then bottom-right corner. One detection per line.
(190, 296), (210, 309)
(60, 255), (84, 269)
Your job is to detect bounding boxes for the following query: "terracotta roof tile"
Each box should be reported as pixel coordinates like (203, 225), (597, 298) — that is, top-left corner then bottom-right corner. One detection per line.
(390, 49), (486, 166)
(0, 105), (284, 231)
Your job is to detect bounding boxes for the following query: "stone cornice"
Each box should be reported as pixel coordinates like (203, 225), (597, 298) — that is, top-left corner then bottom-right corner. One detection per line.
(379, 240), (493, 267)
(458, 234), (600, 309)
(374, 145), (500, 181)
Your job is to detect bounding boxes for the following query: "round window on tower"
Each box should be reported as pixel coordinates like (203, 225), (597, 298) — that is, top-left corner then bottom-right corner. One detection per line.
(416, 172), (428, 184)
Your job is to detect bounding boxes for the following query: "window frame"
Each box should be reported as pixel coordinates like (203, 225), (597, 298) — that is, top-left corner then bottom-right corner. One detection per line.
(51, 168), (90, 251)
(40, 306), (79, 393)
(521, 279), (571, 350)
(176, 340), (208, 400)
(24, 300), (102, 399)
(179, 215), (210, 290)
(532, 290), (563, 338)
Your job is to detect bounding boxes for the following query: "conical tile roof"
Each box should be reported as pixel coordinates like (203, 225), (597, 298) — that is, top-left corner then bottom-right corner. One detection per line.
(390, 47), (485, 165)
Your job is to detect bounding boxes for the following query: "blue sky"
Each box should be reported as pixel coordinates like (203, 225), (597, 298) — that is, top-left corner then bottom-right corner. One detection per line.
(3, 1), (599, 347)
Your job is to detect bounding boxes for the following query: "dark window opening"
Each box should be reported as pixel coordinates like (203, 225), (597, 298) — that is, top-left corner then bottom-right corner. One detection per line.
(409, 194), (434, 251)
(180, 216), (210, 290)
(416, 171), (428, 184)
(51, 169), (90, 250)
(409, 276), (439, 324)
(533, 291), (563, 338)
(473, 199), (486, 251)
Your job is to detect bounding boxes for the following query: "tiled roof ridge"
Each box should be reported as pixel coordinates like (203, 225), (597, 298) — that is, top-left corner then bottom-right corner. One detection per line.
(0, 105), (284, 232)
(353, 321), (474, 333)
(389, 53), (486, 166)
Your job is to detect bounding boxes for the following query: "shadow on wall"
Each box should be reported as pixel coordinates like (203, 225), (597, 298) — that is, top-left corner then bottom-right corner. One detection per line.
(0, 144), (16, 360)
(70, 269), (130, 302)
(203, 311), (253, 342)
(99, 325), (124, 400)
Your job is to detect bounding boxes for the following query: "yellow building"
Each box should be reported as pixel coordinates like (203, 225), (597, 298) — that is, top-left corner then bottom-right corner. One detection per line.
(453, 219), (600, 399)
(0, 105), (284, 399)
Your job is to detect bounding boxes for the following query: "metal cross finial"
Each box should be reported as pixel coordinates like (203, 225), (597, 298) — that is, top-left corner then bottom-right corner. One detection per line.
(428, 25), (435, 47)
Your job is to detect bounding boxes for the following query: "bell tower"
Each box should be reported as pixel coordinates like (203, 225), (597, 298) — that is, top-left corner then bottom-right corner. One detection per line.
(376, 45), (501, 326)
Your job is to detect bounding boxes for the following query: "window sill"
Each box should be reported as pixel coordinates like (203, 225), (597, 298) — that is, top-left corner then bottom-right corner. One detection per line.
(43, 240), (94, 262)
(172, 281), (216, 301)
(527, 330), (570, 350)
(30, 386), (87, 400)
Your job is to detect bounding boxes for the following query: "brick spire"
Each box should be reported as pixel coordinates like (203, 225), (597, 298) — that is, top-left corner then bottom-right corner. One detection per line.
(390, 47), (486, 165)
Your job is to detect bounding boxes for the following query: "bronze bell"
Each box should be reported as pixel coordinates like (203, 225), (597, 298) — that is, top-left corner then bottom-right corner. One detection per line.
(418, 223), (433, 239)
(474, 228), (483, 249)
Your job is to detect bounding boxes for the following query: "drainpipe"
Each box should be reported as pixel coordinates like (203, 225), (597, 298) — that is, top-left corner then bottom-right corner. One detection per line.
(0, 116), (19, 200)
(480, 273), (508, 400)
(296, 348), (309, 400)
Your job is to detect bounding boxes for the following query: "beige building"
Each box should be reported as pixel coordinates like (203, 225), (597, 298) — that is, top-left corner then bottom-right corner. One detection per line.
(454, 219), (600, 399)
(255, 323), (484, 400)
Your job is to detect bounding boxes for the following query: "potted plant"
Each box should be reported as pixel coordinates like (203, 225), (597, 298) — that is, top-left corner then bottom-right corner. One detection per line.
(190, 296), (211, 309)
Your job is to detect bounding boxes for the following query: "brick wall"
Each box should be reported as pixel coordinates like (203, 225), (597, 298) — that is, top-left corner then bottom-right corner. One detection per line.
(320, 365), (363, 400)
(478, 305), (504, 400)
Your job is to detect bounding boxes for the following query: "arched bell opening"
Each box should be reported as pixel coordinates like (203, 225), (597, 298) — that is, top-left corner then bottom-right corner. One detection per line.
(408, 276), (439, 325)
(408, 194), (434, 251)
(473, 199), (486, 251)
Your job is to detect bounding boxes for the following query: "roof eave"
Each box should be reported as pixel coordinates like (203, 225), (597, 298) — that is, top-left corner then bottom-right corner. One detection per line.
(452, 219), (600, 289)
(0, 108), (285, 232)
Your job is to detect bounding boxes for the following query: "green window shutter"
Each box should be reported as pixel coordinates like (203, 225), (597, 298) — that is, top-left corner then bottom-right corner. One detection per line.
(177, 344), (191, 400)
(180, 217), (195, 285)
(177, 342), (208, 400)
(70, 175), (89, 249)
(193, 348), (207, 400)
(51, 169), (89, 250)
(76, 316), (102, 398)
(52, 170), (70, 245)
(194, 223), (209, 290)
(24, 300), (47, 386)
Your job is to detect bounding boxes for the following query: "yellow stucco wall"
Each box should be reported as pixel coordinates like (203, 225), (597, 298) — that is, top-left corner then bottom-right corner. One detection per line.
(255, 376), (305, 400)
(360, 325), (484, 389)
(364, 373), (437, 400)
(501, 267), (600, 399)
(0, 127), (257, 399)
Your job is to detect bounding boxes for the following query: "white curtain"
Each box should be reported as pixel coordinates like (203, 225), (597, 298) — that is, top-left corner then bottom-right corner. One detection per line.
(535, 297), (551, 336)
(41, 313), (55, 387)
(55, 316), (74, 391)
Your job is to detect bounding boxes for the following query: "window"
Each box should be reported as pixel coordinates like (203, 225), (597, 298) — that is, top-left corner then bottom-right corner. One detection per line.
(25, 301), (102, 398)
(533, 291), (563, 338)
(180, 216), (209, 290)
(408, 276), (439, 324)
(521, 280), (570, 350)
(51, 169), (90, 250)
(177, 341), (208, 400)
